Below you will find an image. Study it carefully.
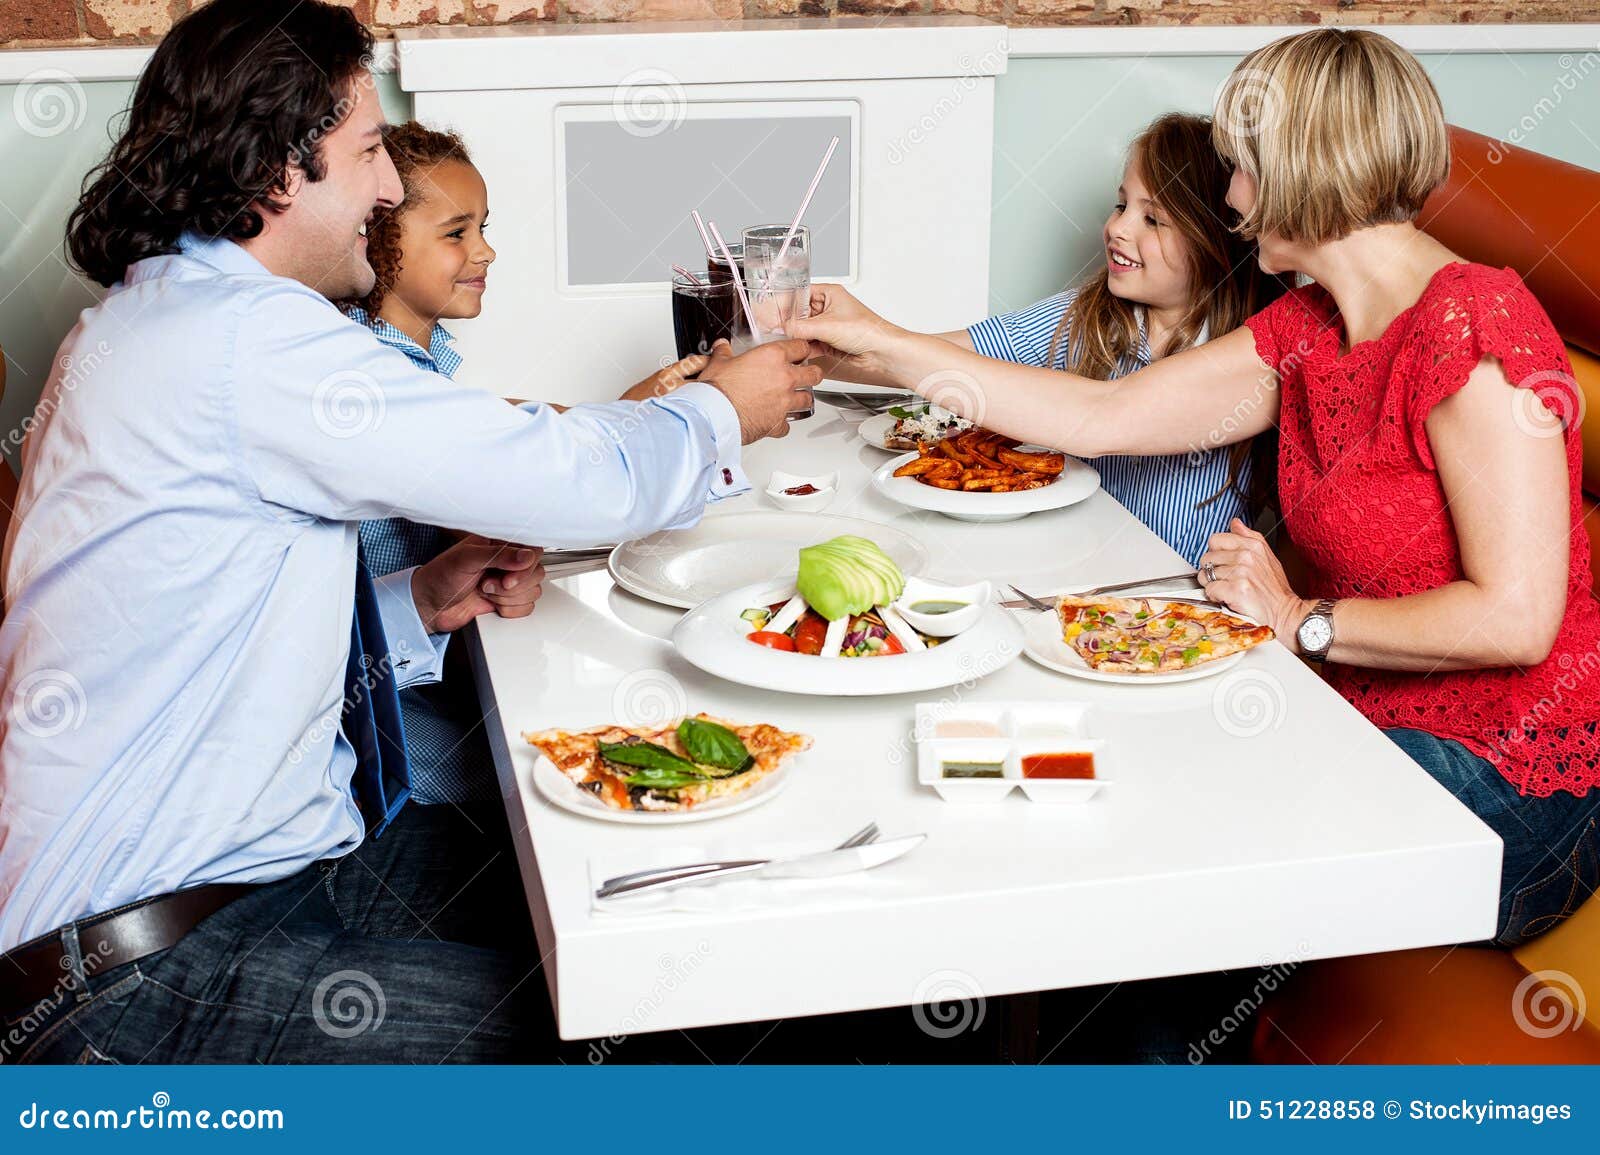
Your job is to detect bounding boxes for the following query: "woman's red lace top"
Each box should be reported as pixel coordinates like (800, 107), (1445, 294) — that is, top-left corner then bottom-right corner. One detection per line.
(1248, 262), (1599, 798)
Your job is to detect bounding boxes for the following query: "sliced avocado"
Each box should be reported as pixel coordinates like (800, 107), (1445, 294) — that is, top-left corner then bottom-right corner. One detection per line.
(796, 535), (907, 621)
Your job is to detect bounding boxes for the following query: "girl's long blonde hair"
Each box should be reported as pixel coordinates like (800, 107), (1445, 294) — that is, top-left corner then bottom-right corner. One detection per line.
(1050, 113), (1287, 508)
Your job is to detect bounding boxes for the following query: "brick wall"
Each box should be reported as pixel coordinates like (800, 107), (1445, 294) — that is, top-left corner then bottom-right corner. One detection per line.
(1, 0), (1594, 48)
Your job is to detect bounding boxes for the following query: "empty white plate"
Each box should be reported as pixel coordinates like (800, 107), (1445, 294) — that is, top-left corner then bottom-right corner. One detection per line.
(608, 511), (930, 610)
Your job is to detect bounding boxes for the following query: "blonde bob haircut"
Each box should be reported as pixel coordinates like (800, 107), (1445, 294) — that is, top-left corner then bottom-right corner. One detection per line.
(1212, 29), (1450, 245)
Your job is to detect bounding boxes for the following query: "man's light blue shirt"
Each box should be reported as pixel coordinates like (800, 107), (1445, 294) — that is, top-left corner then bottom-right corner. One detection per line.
(0, 235), (747, 951)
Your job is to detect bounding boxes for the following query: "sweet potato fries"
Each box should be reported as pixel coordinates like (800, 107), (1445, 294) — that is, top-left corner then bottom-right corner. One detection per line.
(892, 430), (1065, 492)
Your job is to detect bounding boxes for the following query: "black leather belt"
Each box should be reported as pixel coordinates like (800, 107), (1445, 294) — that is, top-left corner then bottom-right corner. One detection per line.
(0, 884), (255, 1012)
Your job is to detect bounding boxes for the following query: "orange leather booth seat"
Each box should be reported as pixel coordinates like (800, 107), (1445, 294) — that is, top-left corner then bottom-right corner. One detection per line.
(1252, 127), (1600, 1064)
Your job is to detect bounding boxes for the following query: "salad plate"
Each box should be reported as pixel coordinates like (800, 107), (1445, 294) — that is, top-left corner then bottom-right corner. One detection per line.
(674, 577), (1024, 696)
(609, 511), (929, 610)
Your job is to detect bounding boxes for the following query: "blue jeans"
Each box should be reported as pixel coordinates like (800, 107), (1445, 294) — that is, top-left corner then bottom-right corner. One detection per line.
(1385, 727), (1600, 946)
(6, 803), (554, 1064)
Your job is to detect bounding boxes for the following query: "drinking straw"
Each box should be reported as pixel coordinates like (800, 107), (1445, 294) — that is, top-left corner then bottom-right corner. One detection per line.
(774, 135), (839, 267)
(689, 210), (717, 258)
(708, 221), (760, 345)
(671, 263), (704, 285)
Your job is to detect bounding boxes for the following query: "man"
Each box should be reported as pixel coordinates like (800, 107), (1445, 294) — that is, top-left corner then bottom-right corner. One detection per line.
(0, 0), (817, 1062)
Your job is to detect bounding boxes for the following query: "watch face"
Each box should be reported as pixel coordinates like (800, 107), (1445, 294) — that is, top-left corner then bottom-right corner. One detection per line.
(1299, 614), (1333, 652)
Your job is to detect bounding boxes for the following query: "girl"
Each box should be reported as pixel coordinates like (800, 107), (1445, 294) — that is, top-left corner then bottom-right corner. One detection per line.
(339, 122), (704, 804)
(834, 113), (1285, 566)
(795, 30), (1600, 946)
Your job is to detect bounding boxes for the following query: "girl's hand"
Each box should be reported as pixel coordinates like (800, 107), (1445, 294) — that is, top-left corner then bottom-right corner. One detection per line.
(787, 285), (907, 382)
(620, 352), (711, 403)
(1197, 518), (1314, 648)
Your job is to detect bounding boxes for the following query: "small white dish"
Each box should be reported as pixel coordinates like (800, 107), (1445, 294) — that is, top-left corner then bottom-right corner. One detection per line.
(765, 470), (837, 512)
(917, 736), (1016, 802)
(893, 577), (991, 637)
(910, 700), (1109, 804)
(1011, 737), (1108, 804)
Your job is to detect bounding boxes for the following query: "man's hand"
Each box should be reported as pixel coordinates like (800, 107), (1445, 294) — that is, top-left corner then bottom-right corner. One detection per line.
(697, 338), (823, 443)
(411, 537), (545, 634)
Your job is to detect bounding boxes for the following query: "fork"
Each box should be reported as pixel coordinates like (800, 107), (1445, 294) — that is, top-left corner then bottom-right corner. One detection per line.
(1003, 574), (1202, 610)
(594, 822), (879, 896)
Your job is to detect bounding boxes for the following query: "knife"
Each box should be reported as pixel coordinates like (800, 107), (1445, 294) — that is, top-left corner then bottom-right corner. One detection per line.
(594, 833), (926, 900)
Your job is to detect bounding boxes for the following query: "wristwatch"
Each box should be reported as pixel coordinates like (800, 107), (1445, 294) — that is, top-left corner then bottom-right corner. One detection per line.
(1296, 598), (1338, 663)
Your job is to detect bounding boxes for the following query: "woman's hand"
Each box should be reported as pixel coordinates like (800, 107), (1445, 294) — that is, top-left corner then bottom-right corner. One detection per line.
(1198, 519), (1313, 648)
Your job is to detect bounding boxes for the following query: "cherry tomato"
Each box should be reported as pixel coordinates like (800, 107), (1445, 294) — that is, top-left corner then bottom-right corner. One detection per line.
(879, 633), (906, 656)
(793, 612), (829, 656)
(747, 631), (796, 651)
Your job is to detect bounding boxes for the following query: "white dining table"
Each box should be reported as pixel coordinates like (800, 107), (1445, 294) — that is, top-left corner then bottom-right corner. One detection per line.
(465, 402), (1502, 1042)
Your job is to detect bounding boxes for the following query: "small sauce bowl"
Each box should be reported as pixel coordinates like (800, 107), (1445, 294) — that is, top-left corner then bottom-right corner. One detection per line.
(893, 576), (990, 637)
(766, 469), (837, 512)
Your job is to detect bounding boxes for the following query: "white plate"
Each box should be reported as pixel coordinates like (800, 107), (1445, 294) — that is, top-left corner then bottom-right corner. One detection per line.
(674, 579), (1024, 696)
(858, 411), (972, 453)
(857, 413), (905, 452)
(1020, 605), (1249, 685)
(872, 450), (1100, 523)
(530, 750), (794, 825)
(609, 511), (931, 610)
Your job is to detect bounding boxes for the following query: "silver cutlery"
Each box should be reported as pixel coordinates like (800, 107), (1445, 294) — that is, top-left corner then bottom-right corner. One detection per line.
(594, 823), (878, 897)
(814, 389), (922, 412)
(1000, 572), (1202, 610)
(594, 830), (923, 900)
(541, 546), (616, 562)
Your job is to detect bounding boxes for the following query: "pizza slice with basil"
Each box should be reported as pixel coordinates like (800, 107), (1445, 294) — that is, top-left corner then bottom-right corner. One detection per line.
(523, 713), (811, 812)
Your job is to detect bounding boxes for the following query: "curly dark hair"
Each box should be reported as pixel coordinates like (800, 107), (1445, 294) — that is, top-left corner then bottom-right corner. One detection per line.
(66, 0), (373, 288)
(339, 123), (473, 322)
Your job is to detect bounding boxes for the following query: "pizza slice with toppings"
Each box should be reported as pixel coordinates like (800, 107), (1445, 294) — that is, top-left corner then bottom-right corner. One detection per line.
(1056, 594), (1274, 674)
(523, 713), (811, 812)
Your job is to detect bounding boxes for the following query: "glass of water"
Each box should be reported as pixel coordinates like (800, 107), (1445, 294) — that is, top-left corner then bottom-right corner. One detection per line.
(741, 224), (813, 419)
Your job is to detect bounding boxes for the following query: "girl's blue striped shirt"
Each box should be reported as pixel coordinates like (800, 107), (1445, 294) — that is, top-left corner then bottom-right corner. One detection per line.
(967, 289), (1249, 567)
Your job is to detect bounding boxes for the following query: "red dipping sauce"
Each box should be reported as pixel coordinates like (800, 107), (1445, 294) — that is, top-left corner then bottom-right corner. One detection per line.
(1021, 752), (1095, 779)
(783, 484), (819, 496)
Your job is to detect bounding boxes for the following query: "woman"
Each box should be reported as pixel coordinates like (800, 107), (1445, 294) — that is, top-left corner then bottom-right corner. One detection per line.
(794, 28), (1600, 945)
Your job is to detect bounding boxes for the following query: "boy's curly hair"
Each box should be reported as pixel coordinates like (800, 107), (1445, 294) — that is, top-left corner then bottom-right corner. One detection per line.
(342, 122), (472, 322)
